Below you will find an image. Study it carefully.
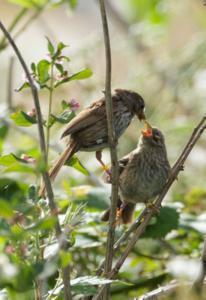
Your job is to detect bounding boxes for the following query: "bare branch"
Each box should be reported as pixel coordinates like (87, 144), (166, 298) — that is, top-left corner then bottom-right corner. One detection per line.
(6, 56), (15, 110)
(0, 21), (72, 300)
(97, 0), (119, 298)
(193, 235), (206, 289)
(136, 281), (190, 300)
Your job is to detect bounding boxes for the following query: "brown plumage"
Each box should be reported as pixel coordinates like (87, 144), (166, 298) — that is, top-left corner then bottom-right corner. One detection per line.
(39, 89), (145, 197)
(101, 124), (171, 224)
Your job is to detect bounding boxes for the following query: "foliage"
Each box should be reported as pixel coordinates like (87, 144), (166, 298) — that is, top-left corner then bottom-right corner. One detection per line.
(0, 1), (206, 299)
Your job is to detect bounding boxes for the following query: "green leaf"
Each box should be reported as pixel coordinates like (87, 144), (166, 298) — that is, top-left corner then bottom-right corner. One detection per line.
(55, 63), (64, 74)
(0, 199), (15, 218)
(54, 68), (93, 87)
(61, 100), (70, 110)
(0, 154), (34, 173)
(37, 59), (50, 84)
(8, 0), (44, 8)
(15, 81), (30, 92)
(65, 155), (90, 176)
(0, 178), (27, 202)
(68, 68), (93, 81)
(10, 111), (37, 127)
(31, 62), (36, 74)
(46, 37), (55, 55)
(27, 216), (57, 231)
(51, 111), (75, 124)
(59, 250), (72, 268)
(143, 206), (179, 238)
(57, 42), (67, 53)
(49, 276), (121, 296)
(0, 121), (9, 139)
(68, 0), (78, 9)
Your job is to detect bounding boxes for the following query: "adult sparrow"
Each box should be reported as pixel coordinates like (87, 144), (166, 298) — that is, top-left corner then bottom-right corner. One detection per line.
(39, 89), (145, 196)
(101, 122), (171, 224)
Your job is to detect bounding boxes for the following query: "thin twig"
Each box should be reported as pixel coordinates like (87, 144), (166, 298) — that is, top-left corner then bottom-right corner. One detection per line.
(94, 115), (206, 298)
(136, 281), (190, 300)
(0, 21), (72, 300)
(193, 235), (206, 289)
(0, 7), (28, 51)
(7, 56), (15, 110)
(98, 0), (119, 299)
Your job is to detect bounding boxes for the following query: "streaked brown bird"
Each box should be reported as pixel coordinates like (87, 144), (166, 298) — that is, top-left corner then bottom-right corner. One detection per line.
(39, 89), (145, 196)
(101, 122), (171, 224)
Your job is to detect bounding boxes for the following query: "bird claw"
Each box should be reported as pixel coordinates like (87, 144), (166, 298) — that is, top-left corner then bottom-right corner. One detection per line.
(146, 202), (160, 214)
(115, 207), (123, 226)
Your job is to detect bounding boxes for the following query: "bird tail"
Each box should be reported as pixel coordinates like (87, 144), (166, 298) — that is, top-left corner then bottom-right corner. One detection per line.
(39, 139), (78, 198)
(101, 200), (135, 224)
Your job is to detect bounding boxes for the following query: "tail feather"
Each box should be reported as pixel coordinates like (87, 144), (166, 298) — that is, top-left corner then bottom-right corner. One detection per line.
(39, 140), (78, 197)
(101, 201), (135, 224)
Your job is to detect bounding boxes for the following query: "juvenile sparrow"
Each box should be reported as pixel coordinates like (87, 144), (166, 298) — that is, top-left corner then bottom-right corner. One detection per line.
(101, 122), (171, 224)
(39, 89), (145, 196)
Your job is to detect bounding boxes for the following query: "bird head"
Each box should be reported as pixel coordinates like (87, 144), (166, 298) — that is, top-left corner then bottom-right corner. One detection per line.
(141, 121), (166, 148)
(115, 89), (146, 121)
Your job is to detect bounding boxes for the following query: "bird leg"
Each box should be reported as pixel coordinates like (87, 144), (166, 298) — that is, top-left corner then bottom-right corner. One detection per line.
(116, 203), (126, 225)
(146, 201), (161, 214)
(96, 151), (111, 175)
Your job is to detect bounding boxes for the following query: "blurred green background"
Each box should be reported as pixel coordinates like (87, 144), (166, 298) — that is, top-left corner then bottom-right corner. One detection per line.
(0, 0), (206, 299)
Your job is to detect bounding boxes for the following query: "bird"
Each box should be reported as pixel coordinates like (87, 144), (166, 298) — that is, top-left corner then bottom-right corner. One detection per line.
(39, 89), (145, 197)
(101, 122), (171, 224)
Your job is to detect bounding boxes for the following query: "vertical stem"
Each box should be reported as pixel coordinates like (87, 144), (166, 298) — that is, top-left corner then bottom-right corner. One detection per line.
(98, 0), (119, 299)
(46, 64), (54, 159)
(0, 21), (72, 300)
(0, 7), (28, 51)
(7, 56), (15, 111)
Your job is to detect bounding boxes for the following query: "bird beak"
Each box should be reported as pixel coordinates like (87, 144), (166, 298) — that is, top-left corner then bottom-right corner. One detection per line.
(136, 110), (146, 121)
(142, 120), (153, 137)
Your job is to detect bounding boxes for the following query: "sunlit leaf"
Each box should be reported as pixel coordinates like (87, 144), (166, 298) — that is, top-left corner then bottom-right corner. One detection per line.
(54, 68), (92, 87)
(59, 250), (72, 268)
(10, 111), (37, 127)
(37, 59), (50, 84)
(0, 154), (35, 173)
(8, 0), (47, 8)
(65, 155), (89, 176)
(0, 199), (15, 218)
(68, 0), (78, 9)
(68, 68), (93, 81)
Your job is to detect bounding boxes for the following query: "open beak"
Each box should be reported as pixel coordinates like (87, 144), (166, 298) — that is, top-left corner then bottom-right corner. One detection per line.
(142, 120), (153, 137)
(136, 110), (146, 121)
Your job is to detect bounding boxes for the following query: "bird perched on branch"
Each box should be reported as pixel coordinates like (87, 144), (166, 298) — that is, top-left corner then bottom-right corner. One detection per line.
(101, 122), (171, 224)
(39, 89), (145, 197)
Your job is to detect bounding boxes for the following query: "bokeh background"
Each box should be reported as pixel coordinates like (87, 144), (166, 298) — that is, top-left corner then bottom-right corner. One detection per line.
(0, 1), (206, 299)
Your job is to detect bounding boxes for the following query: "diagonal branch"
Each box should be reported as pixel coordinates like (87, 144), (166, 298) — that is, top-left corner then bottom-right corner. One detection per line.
(0, 21), (72, 300)
(193, 235), (206, 289)
(94, 115), (206, 298)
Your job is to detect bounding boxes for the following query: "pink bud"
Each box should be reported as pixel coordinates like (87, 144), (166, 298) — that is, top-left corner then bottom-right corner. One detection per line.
(21, 154), (36, 164)
(69, 98), (80, 111)
(5, 245), (15, 254)
(27, 108), (36, 118)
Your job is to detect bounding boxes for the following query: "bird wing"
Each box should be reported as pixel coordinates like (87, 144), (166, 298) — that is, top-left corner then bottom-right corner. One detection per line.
(61, 99), (106, 138)
(118, 152), (132, 174)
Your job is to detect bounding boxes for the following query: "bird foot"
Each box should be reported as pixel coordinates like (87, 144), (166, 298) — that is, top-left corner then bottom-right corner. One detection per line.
(115, 207), (123, 226)
(102, 164), (111, 176)
(146, 202), (161, 214)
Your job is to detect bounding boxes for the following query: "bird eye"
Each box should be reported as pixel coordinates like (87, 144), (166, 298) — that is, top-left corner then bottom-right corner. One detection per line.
(153, 133), (161, 142)
(140, 103), (145, 110)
